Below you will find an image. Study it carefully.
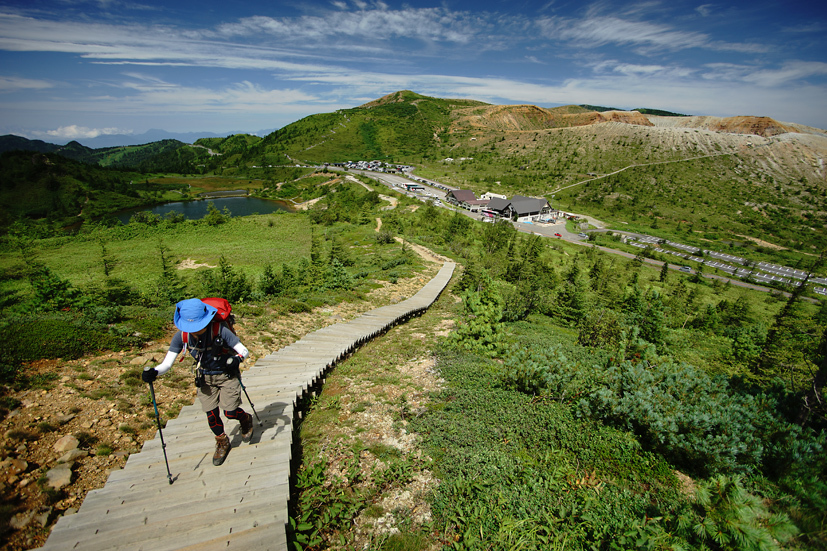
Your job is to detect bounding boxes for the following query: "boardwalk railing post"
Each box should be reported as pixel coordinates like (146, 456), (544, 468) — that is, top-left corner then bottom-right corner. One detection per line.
(147, 380), (174, 485)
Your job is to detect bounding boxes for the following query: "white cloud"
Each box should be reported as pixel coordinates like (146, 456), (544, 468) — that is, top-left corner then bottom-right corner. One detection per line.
(611, 63), (667, 75)
(0, 2), (824, 132)
(537, 15), (709, 50)
(743, 61), (827, 87)
(535, 14), (767, 54)
(214, 8), (482, 45)
(42, 125), (130, 140)
(701, 61), (827, 87)
(695, 4), (713, 17)
(0, 75), (53, 91)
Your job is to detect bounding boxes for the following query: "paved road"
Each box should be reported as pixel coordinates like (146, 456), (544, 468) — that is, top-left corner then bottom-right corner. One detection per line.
(335, 168), (821, 301)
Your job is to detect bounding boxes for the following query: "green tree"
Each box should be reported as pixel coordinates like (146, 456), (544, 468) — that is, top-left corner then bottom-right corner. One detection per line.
(448, 287), (505, 357)
(199, 255), (251, 302)
(326, 259), (353, 290)
(556, 261), (593, 324)
(258, 263), (285, 297)
(27, 262), (79, 310)
(151, 240), (186, 306)
(328, 234), (352, 267)
(98, 237), (116, 278)
(690, 475), (798, 550)
(203, 201), (228, 226)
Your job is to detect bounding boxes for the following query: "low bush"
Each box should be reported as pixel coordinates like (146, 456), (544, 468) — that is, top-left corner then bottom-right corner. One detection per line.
(1, 314), (139, 384)
(580, 359), (784, 476)
(501, 343), (600, 401)
(414, 348), (683, 550)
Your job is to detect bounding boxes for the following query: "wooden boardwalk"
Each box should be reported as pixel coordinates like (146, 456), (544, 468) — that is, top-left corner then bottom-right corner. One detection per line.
(36, 262), (455, 551)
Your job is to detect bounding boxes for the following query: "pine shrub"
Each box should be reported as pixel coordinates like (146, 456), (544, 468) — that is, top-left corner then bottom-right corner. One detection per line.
(581, 360), (779, 476)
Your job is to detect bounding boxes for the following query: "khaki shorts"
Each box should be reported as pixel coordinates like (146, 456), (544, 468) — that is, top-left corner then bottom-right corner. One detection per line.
(196, 373), (242, 412)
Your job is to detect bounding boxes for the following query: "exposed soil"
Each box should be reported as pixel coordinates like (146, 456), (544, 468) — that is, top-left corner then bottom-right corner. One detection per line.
(0, 240), (445, 551)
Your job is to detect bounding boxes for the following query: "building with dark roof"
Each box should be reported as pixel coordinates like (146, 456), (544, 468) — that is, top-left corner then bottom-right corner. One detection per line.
(445, 189), (477, 205)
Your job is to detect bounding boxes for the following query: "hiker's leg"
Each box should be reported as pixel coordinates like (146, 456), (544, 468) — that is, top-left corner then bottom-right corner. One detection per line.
(216, 375), (242, 413)
(225, 406), (253, 441)
(224, 407), (246, 420)
(221, 377), (252, 441)
(197, 378), (222, 434)
(206, 408), (225, 436)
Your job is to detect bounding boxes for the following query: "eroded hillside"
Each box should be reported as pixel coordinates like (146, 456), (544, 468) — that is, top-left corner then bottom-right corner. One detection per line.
(449, 104), (653, 133)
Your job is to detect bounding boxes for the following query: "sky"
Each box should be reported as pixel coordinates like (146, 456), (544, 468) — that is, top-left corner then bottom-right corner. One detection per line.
(0, 0), (825, 144)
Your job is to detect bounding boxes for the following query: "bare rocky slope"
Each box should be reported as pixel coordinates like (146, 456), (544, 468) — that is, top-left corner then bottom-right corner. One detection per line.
(450, 104), (654, 132)
(443, 102), (827, 194)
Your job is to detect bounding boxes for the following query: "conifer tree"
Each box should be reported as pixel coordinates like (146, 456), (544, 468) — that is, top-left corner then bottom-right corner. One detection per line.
(152, 240), (186, 306)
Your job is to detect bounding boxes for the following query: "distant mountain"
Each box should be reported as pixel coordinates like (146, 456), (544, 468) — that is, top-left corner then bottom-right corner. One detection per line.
(0, 135), (61, 154)
(0, 135), (206, 172)
(579, 105), (689, 117)
(74, 128), (276, 148)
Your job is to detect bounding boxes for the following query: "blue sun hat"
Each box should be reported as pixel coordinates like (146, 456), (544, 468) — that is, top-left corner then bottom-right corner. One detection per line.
(174, 298), (217, 332)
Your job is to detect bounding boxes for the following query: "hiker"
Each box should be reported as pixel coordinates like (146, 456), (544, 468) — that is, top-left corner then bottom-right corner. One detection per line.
(142, 298), (254, 466)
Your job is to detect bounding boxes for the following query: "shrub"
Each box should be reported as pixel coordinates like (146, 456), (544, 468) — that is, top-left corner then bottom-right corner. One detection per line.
(2, 314), (137, 384)
(581, 360), (780, 476)
(414, 349), (681, 550)
(198, 255), (251, 302)
(447, 288), (505, 358)
(74, 431), (98, 448)
(95, 443), (114, 456)
(501, 344), (599, 400)
(119, 368), (143, 388)
(375, 230), (395, 244)
(0, 396), (21, 420)
(284, 300), (312, 313)
(689, 474), (798, 550)
(380, 255), (409, 271)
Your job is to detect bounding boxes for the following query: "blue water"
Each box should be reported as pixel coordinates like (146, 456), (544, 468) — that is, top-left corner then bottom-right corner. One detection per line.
(116, 197), (292, 225)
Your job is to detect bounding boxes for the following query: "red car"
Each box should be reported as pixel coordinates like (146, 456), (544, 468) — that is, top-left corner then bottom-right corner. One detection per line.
(554, 233), (562, 237)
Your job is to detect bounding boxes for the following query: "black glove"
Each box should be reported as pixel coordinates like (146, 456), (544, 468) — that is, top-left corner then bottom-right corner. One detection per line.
(142, 367), (158, 383)
(224, 355), (241, 378)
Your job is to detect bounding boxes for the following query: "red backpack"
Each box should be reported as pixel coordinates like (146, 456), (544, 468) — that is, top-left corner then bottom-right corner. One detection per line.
(181, 297), (237, 358)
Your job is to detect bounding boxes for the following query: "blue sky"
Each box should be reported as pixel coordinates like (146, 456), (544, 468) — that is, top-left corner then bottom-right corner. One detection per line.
(0, 0), (825, 143)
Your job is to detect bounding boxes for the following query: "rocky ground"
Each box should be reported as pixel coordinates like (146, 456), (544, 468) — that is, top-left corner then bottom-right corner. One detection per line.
(0, 249), (448, 551)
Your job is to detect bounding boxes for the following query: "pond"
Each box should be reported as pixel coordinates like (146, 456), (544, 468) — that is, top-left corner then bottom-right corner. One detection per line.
(115, 197), (292, 225)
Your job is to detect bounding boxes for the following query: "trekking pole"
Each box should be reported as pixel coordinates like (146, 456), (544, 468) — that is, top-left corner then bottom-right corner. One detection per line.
(237, 372), (262, 426)
(147, 379), (174, 485)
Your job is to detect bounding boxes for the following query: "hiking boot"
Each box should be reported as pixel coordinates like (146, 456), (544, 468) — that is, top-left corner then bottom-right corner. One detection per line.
(213, 434), (231, 466)
(240, 412), (254, 442)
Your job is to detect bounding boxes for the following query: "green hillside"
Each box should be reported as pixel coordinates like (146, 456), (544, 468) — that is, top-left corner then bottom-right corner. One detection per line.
(0, 151), (185, 230)
(0, 134), (61, 154)
(1, 91), (825, 261)
(243, 90), (486, 164)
